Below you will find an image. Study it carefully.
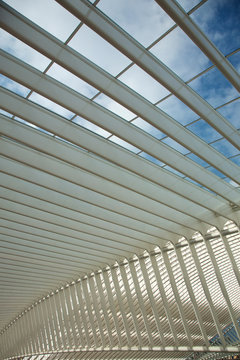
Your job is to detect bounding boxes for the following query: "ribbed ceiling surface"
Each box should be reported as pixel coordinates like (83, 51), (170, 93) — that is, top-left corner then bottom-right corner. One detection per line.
(0, 0), (240, 359)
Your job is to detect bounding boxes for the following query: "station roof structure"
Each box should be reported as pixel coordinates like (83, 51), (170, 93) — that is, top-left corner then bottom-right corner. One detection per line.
(0, 0), (240, 359)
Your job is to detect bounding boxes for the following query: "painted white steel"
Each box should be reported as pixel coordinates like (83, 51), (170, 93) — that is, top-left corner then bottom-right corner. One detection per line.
(149, 254), (179, 345)
(102, 271), (123, 348)
(189, 243), (226, 346)
(175, 247), (209, 345)
(162, 251), (193, 346)
(69, 285), (84, 349)
(109, 267), (132, 347)
(204, 237), (240, 340)
(74, 283), (91, 348)
(1, 87), (235, 218)
(138, 257), (165, 345)
(0, 114), (227, 229)
(118, 263), (143, 346)
(0, 140), (201, 238)
(128, 260), (154, 347)
(94, 273), (115, 349)
(88, 276), (106, 348)
(1, 49), (239, 188)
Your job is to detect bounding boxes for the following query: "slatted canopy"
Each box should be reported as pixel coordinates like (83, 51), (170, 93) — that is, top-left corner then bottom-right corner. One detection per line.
(0, 0), (240, 359)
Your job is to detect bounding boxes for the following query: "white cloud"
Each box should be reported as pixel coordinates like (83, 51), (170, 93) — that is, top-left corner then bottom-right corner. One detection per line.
(0, 75), (30, 97)
(110, 136), (140, 153)
(217, 99), (240, 129)
(29, 92), (74, 119)
(0, 30), (50, 72)
(94, 93), (136, 121)
(73, 116), (111, 139)
(119, 64), (170, 103)
(132, 118), (165, 139)
(157, 95), (198, 125)
(162, 137), (189, 155)
(47, 64), (98, 98)
(98, 0), (175, 47)
(69, 25), (130, 76)
(151, 26), (210, 80)
(4, 0), (79, 42)
(177, 0), (201, 12)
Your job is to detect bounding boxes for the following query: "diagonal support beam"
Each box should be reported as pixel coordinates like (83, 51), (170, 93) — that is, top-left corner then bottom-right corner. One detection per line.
(54, 0), (240, 150)
(155, 0), (240, 92)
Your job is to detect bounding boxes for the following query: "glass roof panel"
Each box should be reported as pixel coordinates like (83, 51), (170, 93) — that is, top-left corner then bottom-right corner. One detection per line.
(186, 119), (222, 143)
(206, 167), (226, 179)
(0, 75), (30, 97)
(210, 139), (239, 158)
(4, 0), (79, 42)
(151, 26), (211, 81)
(93, 93), (136, 121)
(161, 138), (189, 155)
(163, 165), (185, 179)
(138, 152), (165, 167)
(119, 64), (170, 103)
(177, 0), (201, 12)
(157, 95), (198, 125)
(228, 50), (240, 72)
(217, 98), (240, 128)
(47, 64), (99, 98)
(97, 0), (174, 47)
(0, 30), (50, 72)
(69, 25), (130, 76)
(186, 153), (209, 168)
(109, 136), (140, 153)
(191, 0), (240, 55)
(73, 116), (111, 139)
(132, 118), (165, 139)
(29, 92), (74, 119)
(189, 67), (239, 108)
(229, 155), (240, 166)
(1, 109), (13, 118)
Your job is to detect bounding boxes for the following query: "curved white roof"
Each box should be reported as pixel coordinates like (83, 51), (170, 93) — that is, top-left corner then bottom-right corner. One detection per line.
(0, 0), (239, 359)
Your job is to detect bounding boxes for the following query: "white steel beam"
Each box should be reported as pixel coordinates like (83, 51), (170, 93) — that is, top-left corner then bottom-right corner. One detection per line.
(69, 285), (84, 349)
(0, 214), (137, 261)
(118, 263), (143, 346)
(109, 267), (132, 347)
(54, 291), (68, 350)
(74, 282), (91, 348)
(128, 260), (154, 347)
(0, 114), (226, 229)
(81, 278), (100, 348)
(138, 257), (165, 346)
(1, 49), (239, 188)
(0, 171), (180, 242)
(63, 286), (78, 349)
(148, 253), (179, 345)
(189, 243), (226, 346)
(221, 232), (240, 287)
(87, 276), (106, 348)
(94, 273), (114, 349)
(0, 140), (200, 238)
(161, 251), (193, 346)
(48, 294), (62, 351)
(54, 0), (240, 150)
(102, 270), (123, 348)
(156, 0), (240, 92)
(0, 87), (235, 218)
(174, 246), (209, 345)
(203, 237), (240, 340)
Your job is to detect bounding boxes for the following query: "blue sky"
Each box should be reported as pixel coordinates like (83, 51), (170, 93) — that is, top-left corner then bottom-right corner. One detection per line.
(0, 0), (239, 185)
